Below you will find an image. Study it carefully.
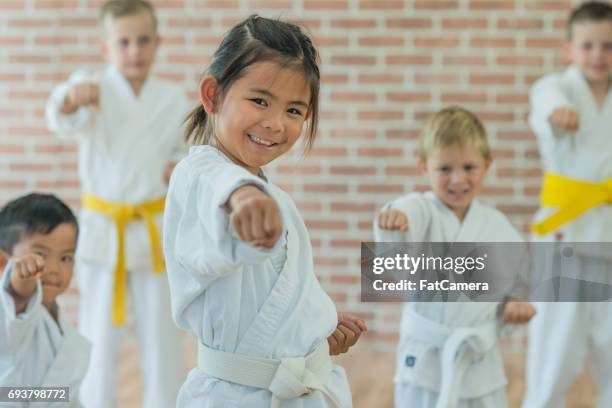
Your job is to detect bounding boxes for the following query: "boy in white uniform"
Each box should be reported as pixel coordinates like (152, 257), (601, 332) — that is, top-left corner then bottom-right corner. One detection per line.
(45, 1), (188, 407)
(375, 107), (534, 408)
(524, 2), (612, 407)
(0, 193), (90, 407)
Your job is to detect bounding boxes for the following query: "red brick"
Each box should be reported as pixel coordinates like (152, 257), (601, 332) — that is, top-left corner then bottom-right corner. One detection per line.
(331, 55), (376, 66)
(414, 1), (458, 10)
(358, 74), (403, 84)
(386, 18), (432, 29)
(386, 92), (431, 103)
(304, 1), (348, 9)
(330, 166), (376, 175)
(414, 37), (461, 48)
(386, 55), (432, 66)
(469, 1), (515, 10)
(442, 18), (488, 29)
(359, 1), (404, 9)
(330, 203), (377, 212)
(441, 93), (488, 103)
(358, 111), (404, 121)
(359, 37), (404, 47)
(331, 92), (376, 102)
(329, 129), (377, 140)
(331, 19), (377, 29)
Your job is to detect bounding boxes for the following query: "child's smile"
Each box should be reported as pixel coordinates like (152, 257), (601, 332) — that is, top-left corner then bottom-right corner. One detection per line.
(421, 145), (490, 221)
(203, 61), (311, 175)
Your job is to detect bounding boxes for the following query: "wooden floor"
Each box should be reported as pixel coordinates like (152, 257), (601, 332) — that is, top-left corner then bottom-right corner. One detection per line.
(117, 333), (597, 407)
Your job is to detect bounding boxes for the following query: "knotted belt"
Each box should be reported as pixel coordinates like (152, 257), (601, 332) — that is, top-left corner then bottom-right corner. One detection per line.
(81, 193), (165, 326)
(531, 172), (612, 235)
(197, 341), (340, 407)
(402, 308), (498, 408)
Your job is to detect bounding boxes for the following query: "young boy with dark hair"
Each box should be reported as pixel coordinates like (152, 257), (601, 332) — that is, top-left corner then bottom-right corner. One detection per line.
(0, 193), (90, 406)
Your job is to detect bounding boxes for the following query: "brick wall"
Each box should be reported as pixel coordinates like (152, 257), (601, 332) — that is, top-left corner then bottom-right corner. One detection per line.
(0, 0), (584, 348)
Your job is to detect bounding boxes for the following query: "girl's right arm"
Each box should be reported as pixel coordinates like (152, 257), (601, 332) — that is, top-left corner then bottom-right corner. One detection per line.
(166, 155), (287, 280)
(227, 185), (282, 249)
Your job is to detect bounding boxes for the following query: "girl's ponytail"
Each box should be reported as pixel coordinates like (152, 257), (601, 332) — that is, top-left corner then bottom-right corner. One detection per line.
(184, 105), (209, 145)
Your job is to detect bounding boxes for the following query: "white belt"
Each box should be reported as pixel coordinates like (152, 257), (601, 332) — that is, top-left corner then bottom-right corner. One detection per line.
(197, 341), (340, 407)
(403, 308), (498, 408)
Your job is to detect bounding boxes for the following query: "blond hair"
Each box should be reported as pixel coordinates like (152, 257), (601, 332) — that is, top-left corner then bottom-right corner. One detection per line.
(418, 106), (491, 161)
(100, 0), (157, 31)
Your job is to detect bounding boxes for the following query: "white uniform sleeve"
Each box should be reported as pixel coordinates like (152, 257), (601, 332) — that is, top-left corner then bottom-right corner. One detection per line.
(45, 70), (96, 140)
(529, 73), (574, 140)
(0, 262), (43, 353)
(169, 158), (287, 279)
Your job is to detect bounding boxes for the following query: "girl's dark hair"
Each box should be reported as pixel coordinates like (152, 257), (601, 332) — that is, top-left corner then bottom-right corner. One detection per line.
(568, 1), (612, 39)
(185, 15), (320, 152)
(0, 193), (78, 254)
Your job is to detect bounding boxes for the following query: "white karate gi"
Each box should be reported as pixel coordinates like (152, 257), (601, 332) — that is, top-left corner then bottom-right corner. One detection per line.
(45, 65), (189, 408)
(524, 65), (612, 408)
(163, 146), (352, 408)
(0, 261), (91, 407)
(374, 191), (523, 408)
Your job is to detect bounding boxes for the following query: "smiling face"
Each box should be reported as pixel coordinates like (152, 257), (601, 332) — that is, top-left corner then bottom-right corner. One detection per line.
(10, 223), (77, 309)
(201, 61), (311, 175)
(103, 11), (159, 88)
(420, 145), (491, 221)
(567, 20), (612, 85)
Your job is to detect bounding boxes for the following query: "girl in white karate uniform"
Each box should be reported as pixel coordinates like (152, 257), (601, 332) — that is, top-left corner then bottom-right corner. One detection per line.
(374, 107), (535, 408)
(163, 15), (366, 408)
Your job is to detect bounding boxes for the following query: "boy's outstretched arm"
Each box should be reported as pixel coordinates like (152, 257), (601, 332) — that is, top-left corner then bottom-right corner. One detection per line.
(549, 106), (580, 134)
(503, 300), (536, 324)
(8, 254), (45, 314)
(61, 82), (100, 114)
(327, 313), (368, 356)
(378, 209), (409, 231)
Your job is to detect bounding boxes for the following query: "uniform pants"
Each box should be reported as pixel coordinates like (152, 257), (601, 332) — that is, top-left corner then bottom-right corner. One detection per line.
(77, 260), (183, 408)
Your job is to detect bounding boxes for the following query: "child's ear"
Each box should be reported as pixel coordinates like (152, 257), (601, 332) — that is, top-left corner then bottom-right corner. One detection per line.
(484, 156), (493, 172)
(199, 76), (218, 114)
(0, 250), (9, 272)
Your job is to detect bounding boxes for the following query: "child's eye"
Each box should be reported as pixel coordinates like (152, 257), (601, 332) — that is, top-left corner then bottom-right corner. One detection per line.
(438, 166), (451, 173)
(287, 107), (303, 116)
(582, 42), (592, 50)
(61, 255), (74, 264)
(138, 36), (151, 46)
(35, 251), (47, 259)
(251, 98), (267, 107)
(464, 164), (476, 171)
(604, 42), (612, 50)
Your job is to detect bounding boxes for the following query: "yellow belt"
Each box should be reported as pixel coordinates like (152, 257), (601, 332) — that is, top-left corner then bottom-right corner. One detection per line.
(531, 173), (612, 235)
(82, 194), (165, 325)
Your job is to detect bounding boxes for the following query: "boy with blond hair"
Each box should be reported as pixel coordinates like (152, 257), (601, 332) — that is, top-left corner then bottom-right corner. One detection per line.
(525, 1), (612, 407)
(45, 1), (188, 406)
(375, 107), (534, 408)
